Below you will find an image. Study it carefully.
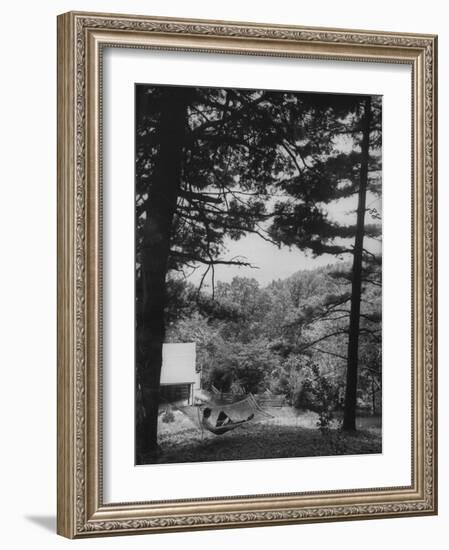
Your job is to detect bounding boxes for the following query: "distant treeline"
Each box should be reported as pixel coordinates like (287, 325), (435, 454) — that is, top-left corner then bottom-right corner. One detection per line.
(165, 261), (382, 416)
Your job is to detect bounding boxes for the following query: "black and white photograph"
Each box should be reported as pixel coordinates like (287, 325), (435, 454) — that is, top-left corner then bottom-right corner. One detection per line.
(135, 83), (382, 465)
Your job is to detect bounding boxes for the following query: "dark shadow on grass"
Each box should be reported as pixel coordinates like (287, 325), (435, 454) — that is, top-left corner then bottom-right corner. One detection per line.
(25, 515), (56, 533)
(146, 423), (382, 465)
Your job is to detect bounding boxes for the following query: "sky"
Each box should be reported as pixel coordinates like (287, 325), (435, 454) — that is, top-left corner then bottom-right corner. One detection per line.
(185, 191), (382, 290)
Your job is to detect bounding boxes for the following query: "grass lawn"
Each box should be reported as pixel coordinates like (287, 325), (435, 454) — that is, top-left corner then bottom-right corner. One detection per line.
(143, 407), (381, 465)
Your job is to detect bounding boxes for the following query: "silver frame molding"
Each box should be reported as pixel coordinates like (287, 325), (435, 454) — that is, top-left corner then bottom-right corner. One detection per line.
(57, 11), (438, 538)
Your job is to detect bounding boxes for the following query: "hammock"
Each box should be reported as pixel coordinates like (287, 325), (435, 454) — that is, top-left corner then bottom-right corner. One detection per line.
(164, 393), (273, 436)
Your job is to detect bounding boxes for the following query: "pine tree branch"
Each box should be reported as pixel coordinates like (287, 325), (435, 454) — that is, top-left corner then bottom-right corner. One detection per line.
(362, 277), (382, 287)
(179, 189), (223, 204)
(309, 346), (347, 361)
(170, 250), (257, 268)
(362, 248), (382, 264)
(296, 330), (348, 354)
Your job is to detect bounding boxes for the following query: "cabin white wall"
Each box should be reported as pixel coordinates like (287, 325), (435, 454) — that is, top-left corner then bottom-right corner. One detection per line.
(160, 342), (197, 385)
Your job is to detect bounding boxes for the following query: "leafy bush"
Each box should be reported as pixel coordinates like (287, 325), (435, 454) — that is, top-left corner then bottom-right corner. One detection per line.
(161, 410), (175, 424)
(293, 362), (339, 434)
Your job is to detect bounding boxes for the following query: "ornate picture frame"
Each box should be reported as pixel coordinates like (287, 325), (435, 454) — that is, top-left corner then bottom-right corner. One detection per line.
(57, 11), (437, 538)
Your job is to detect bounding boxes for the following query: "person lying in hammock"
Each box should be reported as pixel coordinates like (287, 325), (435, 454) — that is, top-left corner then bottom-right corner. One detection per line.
(202, 407), (254, 435)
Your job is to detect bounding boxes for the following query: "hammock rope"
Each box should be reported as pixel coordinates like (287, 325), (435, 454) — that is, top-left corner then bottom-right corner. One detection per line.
(161, 392), (273, 436)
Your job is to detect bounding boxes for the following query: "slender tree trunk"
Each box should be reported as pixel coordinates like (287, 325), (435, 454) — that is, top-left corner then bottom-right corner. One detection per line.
(343, 96), (372, 431)
(136, 87), (191, 460)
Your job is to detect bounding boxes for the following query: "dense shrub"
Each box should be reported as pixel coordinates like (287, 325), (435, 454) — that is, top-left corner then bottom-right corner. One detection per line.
(161, 410), (175, 424)
(293, 363), (340, 433)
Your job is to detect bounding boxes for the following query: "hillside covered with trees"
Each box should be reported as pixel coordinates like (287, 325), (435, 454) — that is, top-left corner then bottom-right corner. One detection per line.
(165, 264), (381, 419)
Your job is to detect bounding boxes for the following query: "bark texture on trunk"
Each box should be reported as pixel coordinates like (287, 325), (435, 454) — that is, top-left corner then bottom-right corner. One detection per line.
(343, 96), (372, 432)
(136, 87), (191, 459)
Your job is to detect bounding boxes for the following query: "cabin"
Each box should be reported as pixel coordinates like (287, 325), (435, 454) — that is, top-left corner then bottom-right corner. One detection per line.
(159, 343), (199, 405)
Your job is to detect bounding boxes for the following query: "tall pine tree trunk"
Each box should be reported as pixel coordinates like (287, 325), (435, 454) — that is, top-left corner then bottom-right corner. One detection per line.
(136, 87), (191, 460)
(343, 96), (372, 431)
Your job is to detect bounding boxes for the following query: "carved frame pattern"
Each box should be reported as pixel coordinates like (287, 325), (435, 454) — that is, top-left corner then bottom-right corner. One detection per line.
(57, 11), (437, 538)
